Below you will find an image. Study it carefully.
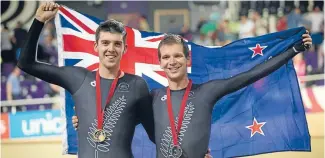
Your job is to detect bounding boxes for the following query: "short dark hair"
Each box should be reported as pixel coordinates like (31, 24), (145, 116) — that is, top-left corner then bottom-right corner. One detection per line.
(95, 19), (127, 44)
(157, 34), (189, 60)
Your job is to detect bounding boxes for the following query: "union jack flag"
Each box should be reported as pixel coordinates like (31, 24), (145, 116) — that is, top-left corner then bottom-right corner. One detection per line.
(55, 6), (191, 89)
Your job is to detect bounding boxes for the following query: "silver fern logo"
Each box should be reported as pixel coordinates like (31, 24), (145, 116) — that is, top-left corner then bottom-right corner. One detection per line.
(87, 95), (127, 158)
(160, 102), (195, 158)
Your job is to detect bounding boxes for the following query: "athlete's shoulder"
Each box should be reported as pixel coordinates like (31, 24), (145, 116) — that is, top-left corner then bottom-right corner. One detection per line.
(62, 66), (90, 82)
(62, 66), (89, 72)
(150, 87), (165, 96)
(123, 73), (143, 80)
(124, 73), (146, 82)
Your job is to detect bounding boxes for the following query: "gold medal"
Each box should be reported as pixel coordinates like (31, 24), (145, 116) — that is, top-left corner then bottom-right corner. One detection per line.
(94, 71), (120, 143)
(93, 129), (106, 142)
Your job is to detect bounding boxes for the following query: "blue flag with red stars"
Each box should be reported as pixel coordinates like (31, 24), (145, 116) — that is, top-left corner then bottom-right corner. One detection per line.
(55, 6), (310, 157)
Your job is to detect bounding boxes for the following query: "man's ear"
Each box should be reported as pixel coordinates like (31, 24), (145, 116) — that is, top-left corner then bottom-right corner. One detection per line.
(94, 42), (98, 52)
(186, 55), (191, 66)
(159, 59), (163, 69)
(123, 44), (128, 54)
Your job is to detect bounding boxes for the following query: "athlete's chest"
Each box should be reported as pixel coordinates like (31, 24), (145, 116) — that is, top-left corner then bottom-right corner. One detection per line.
(152, 89), (211, 128)
(152, 89), (212, 158)
(74, 75), (140, 115)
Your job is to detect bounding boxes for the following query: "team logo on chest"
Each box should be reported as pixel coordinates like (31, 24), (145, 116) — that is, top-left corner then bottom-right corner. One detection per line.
(117, 82), (130, 92)
(161, 95), (167, 101)
(90, 80), (96, 87)
(188, 91), (195, 100)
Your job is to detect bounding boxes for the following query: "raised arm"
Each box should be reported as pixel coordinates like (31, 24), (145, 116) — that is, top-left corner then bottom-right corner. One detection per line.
(221, 32), (312, 95)
(135, 78), (155, 144)
(201, 32), (312, 105)
(17, 2), (87, 94)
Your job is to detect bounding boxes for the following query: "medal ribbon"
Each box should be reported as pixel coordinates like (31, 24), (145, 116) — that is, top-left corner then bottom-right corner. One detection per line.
(96, 70), (121, 130)
(167, 79), (192, 146)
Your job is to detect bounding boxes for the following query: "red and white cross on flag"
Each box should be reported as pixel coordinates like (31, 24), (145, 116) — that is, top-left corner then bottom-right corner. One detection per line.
(55, 6), (192, 87)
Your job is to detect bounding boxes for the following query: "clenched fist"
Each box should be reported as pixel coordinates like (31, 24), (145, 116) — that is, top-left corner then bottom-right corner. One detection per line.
(35, 2), (60, 23)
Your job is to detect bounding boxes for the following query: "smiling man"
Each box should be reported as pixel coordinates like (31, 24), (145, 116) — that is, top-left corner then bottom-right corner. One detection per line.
(149, 33), (312, 158)
(17, 2), (154, 158)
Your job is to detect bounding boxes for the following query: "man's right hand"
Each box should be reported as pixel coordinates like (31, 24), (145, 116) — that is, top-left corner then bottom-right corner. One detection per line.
(35, 2), (60, 23)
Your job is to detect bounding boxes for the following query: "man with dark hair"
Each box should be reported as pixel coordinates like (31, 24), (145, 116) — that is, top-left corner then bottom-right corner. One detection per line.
(17, 2), (154, 158)
(95, 19), (127, 43)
